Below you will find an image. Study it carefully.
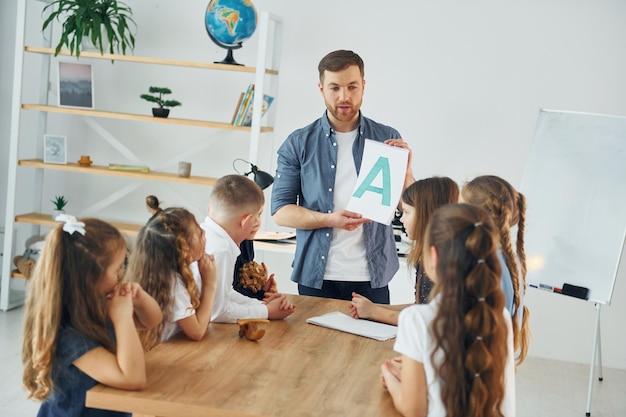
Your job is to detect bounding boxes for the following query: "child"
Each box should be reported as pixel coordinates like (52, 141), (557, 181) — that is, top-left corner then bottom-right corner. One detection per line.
(381, 203), (515, 417)
(201, 174), (296, 323)
(350, 177), (459, 324)
(461, 175), (530, 365)
(22, 215), (162, 417)
(127, 196), (218, 350)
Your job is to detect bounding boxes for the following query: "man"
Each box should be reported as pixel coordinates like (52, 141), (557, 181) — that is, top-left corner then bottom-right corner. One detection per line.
(271, 50), (414, 303)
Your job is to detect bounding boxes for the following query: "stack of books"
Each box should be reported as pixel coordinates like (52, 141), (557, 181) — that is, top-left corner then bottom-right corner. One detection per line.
(231, 84), (274, 127)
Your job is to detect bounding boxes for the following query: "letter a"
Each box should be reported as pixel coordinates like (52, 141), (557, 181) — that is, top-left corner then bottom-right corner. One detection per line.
(352, 157), (391, 206)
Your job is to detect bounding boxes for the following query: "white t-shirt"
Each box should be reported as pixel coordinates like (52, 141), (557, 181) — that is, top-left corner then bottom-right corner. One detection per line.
(394, 296), (516, 417)
(324, 129), (370, 282)
(161, 262), (202, 341)
(201, 216), (268, 323)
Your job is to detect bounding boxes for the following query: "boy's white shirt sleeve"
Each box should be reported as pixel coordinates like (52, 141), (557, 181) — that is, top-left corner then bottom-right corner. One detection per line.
(209, 246), (268, 323)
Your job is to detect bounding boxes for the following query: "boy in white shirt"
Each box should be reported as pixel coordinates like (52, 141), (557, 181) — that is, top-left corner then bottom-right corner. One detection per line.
(201, 174), (296, 323)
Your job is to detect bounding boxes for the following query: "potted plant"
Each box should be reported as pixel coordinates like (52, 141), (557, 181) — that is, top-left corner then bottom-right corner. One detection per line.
(42, 0), (137, 58)
(140, 86), (182, 118)
(51, 195), (68, 218)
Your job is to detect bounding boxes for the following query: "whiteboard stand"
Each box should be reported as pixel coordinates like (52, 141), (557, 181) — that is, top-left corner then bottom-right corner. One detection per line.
(585, 302), (604, 417)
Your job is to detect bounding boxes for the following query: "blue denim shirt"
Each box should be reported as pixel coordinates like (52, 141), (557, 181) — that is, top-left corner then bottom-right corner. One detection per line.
(271, 111), (401, 289)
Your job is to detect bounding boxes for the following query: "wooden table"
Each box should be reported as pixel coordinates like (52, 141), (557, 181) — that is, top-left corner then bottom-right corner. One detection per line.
(86, 295), (402, 417)
(87, 295), (399, 417)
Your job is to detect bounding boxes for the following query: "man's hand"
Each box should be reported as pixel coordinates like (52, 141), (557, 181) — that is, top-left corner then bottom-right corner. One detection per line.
(328, 209), (371, 231)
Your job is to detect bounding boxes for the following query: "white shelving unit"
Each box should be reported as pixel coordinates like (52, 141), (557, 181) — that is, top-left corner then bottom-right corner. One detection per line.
(1, 0), (283, 310)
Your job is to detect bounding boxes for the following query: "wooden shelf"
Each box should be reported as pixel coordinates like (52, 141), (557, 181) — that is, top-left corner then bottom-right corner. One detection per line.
(21, 104), (274, 132)
(11, 270), (26, 279)
(16, 212), (142, 236)
(19, 159), (219, 185)
(24, 46), (279, 75)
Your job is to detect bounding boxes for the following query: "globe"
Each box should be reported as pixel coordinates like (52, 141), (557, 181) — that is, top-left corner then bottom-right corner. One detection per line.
(205, 0), (258, 66)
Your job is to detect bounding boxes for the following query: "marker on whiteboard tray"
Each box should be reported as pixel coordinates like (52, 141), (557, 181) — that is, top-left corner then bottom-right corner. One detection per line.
(539, 283), (554, 292)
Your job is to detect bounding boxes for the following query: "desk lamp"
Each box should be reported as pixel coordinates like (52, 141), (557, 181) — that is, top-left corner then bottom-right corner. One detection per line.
(233, 158), (274, 190)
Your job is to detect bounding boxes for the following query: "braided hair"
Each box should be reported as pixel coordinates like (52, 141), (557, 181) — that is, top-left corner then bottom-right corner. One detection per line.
(127, 195), (201, 350)
(426, 203), (508, 417)
(461, 175), (530, 365)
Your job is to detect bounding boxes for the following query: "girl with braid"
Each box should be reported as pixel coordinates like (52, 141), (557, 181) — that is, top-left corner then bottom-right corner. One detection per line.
(461, 175), (530, 365)
(382, 204), (515, 417)
(127, 196), (218, 350)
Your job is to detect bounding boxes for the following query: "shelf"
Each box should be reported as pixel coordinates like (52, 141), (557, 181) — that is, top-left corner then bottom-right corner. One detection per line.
(19, 159), (219, 185)
(21, 104), (274, 132)
(11, 270), (26, 279)
(16, 212), (142, 236)
(24, 46), (279, 75)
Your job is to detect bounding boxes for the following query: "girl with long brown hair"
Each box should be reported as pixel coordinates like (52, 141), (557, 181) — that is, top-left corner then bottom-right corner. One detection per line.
(349, 177), (459, 324)
(127, 196), (218, 351)
(461, 175), (530, 365)
(22, 216), (162, 417)
(382, 204), (515, 417)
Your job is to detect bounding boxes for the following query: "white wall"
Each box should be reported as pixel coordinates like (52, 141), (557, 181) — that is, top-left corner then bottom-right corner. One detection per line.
(3, 0), (626, 369)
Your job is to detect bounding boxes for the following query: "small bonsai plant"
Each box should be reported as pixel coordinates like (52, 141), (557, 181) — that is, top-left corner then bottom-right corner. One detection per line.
(41, 0), (137, 58)
(140, 86), (182, 118)
(51, 195), (68, 212)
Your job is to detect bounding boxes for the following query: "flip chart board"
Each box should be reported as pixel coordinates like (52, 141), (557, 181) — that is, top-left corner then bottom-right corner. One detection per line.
(520, 109), (626, 304)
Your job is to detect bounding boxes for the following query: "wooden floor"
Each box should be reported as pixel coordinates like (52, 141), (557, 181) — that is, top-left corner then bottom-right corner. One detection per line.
(1, 305), (624, 417)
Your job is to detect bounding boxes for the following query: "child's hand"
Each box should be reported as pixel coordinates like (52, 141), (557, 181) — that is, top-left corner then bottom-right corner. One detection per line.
(380, 357), (402, 390)
(117, 282), (142, 303)
(266, 294), (296, 319)
(262, 291), (282, 304)
(261, 262), (278, 293)
(106, 286), (134, 324)
(349, 292), (374, 319)
(198, 253), (217, 290)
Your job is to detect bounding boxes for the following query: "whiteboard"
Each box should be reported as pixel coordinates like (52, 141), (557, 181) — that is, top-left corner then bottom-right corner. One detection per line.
(521, 109), (626, 304)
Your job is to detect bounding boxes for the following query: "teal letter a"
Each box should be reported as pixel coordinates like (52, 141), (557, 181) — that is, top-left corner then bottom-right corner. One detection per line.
(352, 157), (391, 206)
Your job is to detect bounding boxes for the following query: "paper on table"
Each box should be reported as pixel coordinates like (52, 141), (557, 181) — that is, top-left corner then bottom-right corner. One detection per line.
(306, 311), (397, 341)
(345, 139), (408, 225)
(253, 231), (296, 243)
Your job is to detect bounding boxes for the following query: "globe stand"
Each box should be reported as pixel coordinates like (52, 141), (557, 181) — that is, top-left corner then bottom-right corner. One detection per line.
(215, 47), (243, 66)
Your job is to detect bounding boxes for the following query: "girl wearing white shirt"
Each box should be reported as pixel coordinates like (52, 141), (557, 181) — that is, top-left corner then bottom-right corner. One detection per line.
(382, 203), (515, 417)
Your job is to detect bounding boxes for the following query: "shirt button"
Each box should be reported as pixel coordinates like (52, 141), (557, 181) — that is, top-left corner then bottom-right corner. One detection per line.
(333, 142), (337, 147)
(325, 233), (330, 237)
(321, 256), (325, 260)
(328, 188), (332, 192)
(277, 174), (281, 178)
(331, 164), (335, 169)
(327, 210), (332, 213)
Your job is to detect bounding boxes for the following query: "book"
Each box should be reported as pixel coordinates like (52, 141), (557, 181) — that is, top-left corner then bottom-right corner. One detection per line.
(108, 163), (150, 173)
(306, 311), (397, 341)
(240, 94), (274, 127)
(230, 92), (244, 124)
(233, 84), (254, 126)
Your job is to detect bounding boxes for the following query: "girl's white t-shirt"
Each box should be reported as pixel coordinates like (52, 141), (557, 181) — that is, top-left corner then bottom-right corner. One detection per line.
(394, 297), (516, 416)
(161, 262), (202, 341)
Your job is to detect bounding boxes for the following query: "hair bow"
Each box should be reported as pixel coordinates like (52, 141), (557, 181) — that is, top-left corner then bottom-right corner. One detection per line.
(55, 213), (86, 236)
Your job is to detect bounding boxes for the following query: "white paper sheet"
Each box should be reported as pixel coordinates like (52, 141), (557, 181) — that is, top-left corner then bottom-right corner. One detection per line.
(345, 139), (409, 225)
(306, 311), (397, 341)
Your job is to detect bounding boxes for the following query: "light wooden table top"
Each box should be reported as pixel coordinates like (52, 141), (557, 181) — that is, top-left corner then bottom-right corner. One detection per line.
(86, 295), (402, 417)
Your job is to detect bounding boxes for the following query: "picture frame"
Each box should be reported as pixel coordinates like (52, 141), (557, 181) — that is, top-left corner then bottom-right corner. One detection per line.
(58, 62), (94, 108)
(43, 134), (67, 164)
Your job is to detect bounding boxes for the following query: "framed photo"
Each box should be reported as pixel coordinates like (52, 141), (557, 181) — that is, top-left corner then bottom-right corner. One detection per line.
(43, 134), (67, 164)
(58, 62), (94, 108)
